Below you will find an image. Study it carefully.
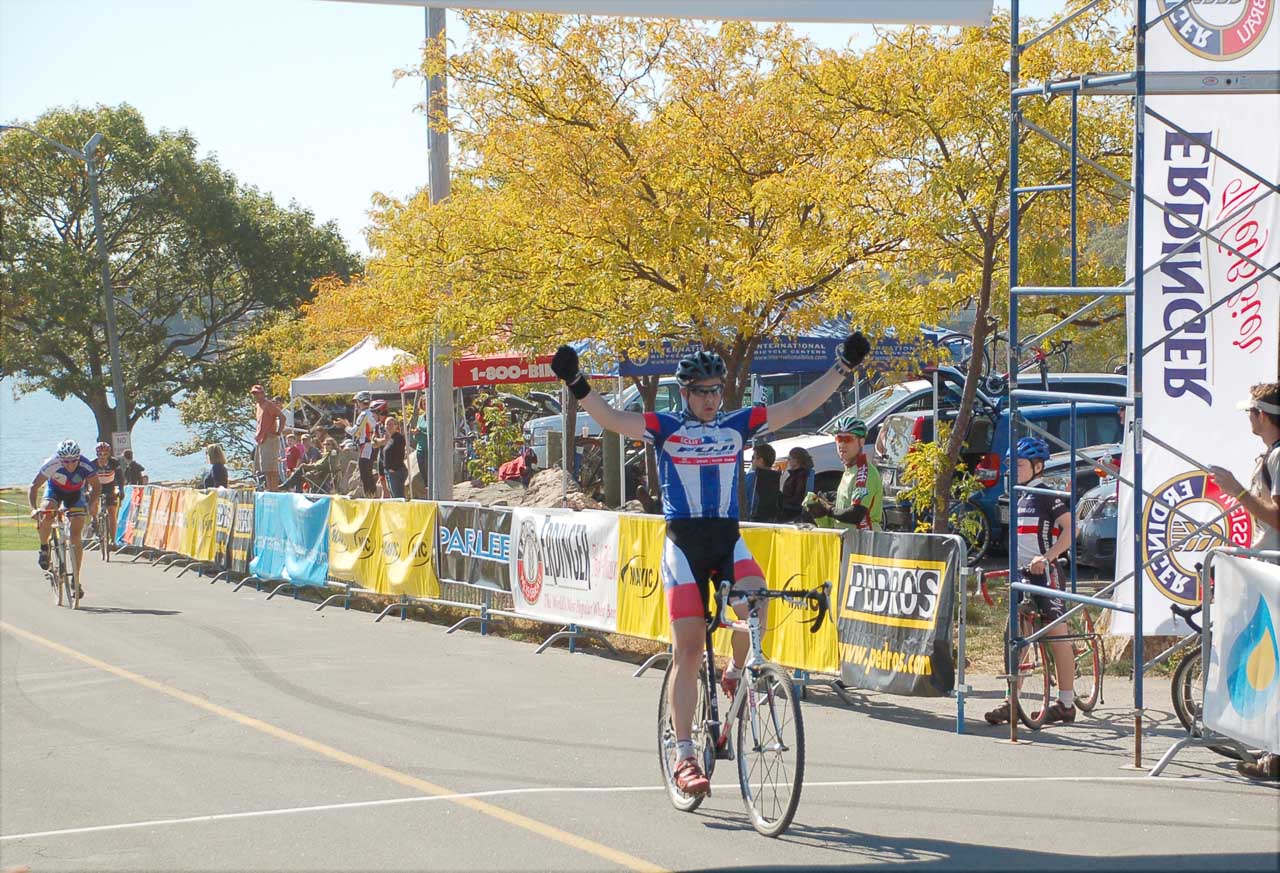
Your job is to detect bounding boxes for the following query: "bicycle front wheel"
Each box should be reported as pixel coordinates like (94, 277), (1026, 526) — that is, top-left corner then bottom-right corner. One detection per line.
(657, 660), (713, 813)
(101, 508), (111, 562)
(1067, 607), (1103, 713)
(736, 663), (804, 838)
(1172, 646), (1202, 734)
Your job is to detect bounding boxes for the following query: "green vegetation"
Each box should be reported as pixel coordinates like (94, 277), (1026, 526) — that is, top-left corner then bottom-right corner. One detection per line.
(0, 488), (39, 551)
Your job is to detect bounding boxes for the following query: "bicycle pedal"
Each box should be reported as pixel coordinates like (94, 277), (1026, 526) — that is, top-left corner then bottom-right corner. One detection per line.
(715, 747), (734, 761)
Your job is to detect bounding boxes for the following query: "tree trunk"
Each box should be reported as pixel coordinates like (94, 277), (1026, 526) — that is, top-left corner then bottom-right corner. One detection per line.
(635, 376), (660, 497)
(931, 252), (997, 533)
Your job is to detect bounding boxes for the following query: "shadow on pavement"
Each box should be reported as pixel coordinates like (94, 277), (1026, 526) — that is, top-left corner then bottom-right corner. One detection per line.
(76, 606), (181, 616)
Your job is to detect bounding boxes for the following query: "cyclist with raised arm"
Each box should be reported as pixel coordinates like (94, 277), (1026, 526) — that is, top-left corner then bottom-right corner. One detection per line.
(89, 441), (123, 548)
(985, 436), (1078, 726)
(551, 332), (870, 796)
(29, 440), (101, 596)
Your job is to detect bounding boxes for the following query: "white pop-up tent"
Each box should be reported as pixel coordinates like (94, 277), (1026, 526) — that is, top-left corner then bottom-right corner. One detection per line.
(289, 336), (415, 397)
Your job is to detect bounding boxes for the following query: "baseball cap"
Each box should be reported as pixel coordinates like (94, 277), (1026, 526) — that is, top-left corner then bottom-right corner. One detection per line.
(250, 384), (265, 395)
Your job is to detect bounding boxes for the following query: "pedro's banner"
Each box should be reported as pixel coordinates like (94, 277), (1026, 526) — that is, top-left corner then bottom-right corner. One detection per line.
(1116, 1), (1280, 634)
(250, 492), (331, 587)
(510, 508), (619, 631)
(436, 503), (513, 590)
(616, 515), (669, 643)
(1203, 554), (1280, 753)
(836, 530), (960, 696)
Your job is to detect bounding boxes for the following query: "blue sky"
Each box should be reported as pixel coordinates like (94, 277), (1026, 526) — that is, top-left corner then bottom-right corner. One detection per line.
(2, 1), (1059, 255)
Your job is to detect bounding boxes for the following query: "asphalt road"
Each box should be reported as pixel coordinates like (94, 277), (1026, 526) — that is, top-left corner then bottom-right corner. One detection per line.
(1, 550), (1276, 872)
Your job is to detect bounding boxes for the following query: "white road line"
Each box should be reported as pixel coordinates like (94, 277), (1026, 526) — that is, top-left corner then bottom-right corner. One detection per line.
(0, 774), (1245, 843)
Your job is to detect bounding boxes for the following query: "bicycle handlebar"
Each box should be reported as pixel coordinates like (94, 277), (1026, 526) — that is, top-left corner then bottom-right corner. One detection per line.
(1170, 604), (1203, 635)
(713, 581), (833, 635)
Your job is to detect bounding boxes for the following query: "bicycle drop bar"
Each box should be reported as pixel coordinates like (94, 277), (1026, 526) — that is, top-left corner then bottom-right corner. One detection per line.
(713, 581), (832, 634)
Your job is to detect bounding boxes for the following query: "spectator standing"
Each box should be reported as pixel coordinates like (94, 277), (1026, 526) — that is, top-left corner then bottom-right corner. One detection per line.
(804, 416), (882, 530)
(336, 391), (377, 497)
(1209, 381), (1280, 782)
(250, 384), (285, 491)
(413, 395), (430, 493)
(283, 433), (305, 476)
(370, 400), (391, 497)
(122, 450), (147, 485)
(778, 447), (814, 522)
(744, 442), (781, 522)
(382, 416), (409, 499)
(203, 445), (229, 489)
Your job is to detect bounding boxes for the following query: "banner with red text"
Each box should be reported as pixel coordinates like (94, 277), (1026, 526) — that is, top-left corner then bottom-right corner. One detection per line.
(1116, 1), (1280, 635)
(509, 508), (619, 632)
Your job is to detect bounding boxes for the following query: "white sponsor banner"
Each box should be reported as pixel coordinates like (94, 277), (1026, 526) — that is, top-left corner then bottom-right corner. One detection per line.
(510, 508), (619, 632)
(1114, 1), (1280, 635)
(1203, 554), (1280, 753)
(334, 1), (992, 26)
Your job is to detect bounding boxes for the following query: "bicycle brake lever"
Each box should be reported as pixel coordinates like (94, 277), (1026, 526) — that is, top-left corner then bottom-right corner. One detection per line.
(808, 583), (832, 634)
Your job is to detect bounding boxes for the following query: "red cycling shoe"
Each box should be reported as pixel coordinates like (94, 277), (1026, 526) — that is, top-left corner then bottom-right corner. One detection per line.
(673, 758), (710, 796)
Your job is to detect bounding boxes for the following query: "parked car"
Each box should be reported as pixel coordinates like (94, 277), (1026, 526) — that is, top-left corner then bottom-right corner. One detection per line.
(877, 403), (1125, 560)
(1073, 477), (1121, 572)
(523, 373), (851, 467)
(762, 370), (1126, 493)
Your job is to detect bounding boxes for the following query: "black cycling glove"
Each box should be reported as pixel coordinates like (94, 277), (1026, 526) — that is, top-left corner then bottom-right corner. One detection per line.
(830, 503), (869, 526)
(836, 331), (871, 372)
(552, 345), (591, 400)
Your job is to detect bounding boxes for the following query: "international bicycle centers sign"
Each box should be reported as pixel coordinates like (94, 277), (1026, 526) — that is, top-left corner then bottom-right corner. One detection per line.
(1116, 0), (1280, 635)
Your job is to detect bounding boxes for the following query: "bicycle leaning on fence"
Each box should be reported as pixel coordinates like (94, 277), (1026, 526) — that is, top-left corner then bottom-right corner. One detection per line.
(981, 565), (1103, 729)
(37, 509), (80, 609)
(657, 578), (830, 837)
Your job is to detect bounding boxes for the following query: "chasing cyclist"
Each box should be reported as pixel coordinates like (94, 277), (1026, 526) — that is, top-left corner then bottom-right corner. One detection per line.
(551, 332), (870, 796)
(29, 440), (101, 596)
(985, 436), (1078, 726)
(90, 441), (124, 550)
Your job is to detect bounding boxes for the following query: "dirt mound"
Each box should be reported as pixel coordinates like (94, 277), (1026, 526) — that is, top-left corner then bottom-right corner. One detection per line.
(451, 467), (606, 511)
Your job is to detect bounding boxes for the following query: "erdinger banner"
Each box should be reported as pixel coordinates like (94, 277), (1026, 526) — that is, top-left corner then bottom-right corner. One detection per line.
(836, 530), (959, 696)
(1203, 554), (1280, 753)
(510, 508), (619, 631)
(436, 503), (513, 591)
(1115, 1), (1280, 635)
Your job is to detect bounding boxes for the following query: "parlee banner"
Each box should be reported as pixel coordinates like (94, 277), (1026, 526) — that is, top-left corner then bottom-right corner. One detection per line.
(1116, 1), (1280, 635)
(510, 508), (619, 632)
(836, 530), (960, 696)
(436, 503), (513, 591)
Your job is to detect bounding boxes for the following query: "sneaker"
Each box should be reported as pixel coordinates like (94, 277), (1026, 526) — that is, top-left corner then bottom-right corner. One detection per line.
(984, 701), (1011, 725)
(1237, 753), (1280, 781)
(1036, 700), (1077, 724)
(673, 757), (710, 796)
(37, 547), (49, 571)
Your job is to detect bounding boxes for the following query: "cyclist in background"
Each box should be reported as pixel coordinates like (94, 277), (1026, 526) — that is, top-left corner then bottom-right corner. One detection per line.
(29, 440), (101, 595)
(90, 441), (123, 548)
(985, 436), (1078, 726)
(551, 332), (870, 796)
(804, 415), (882, 531)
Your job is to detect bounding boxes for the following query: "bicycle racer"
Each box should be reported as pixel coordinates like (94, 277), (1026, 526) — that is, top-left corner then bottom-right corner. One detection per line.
(985, 436), (1078, 726)
(551, 332), (870, 796)
(29, 439), (101, 595)
(89, 441), (124, 548)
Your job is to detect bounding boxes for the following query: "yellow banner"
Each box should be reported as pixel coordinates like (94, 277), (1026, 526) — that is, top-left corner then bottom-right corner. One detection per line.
(379, 501), (440, 598)
(185, 490), (220, 562)
(327, 497), (382, 589)
(616, 515), (670, 643)
(143, 488), (173, 550)
(166, 489), (191, 554)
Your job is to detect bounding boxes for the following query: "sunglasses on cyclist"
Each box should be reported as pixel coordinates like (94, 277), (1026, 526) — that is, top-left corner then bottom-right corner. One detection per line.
(833, 433), (862, 443)
(687, 385), (724, 397)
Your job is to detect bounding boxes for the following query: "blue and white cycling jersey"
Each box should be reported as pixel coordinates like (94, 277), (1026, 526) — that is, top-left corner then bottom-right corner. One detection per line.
(643, 407), (769, 520)
(38, 455), (98, 494)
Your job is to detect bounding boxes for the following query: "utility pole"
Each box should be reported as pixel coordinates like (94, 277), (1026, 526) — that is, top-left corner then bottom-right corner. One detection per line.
(426, 6), (454, 499)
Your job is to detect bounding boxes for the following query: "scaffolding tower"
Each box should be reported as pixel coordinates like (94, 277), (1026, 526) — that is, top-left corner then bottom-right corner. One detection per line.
(1006, 0), (1279, 767)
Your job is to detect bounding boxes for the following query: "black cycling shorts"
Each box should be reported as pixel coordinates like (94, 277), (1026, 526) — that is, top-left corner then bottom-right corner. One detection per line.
(1022, 567), (1065, 623)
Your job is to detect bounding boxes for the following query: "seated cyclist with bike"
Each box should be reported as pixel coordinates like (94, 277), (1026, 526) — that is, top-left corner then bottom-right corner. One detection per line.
(29, 440), (102, 597)
(90, 441), (124, 549)
(985, 436), (1078, 726)
(551, 332), (870, 797)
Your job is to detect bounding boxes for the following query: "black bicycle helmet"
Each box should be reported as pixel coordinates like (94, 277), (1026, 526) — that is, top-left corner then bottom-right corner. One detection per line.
(675, 350), (726, 385)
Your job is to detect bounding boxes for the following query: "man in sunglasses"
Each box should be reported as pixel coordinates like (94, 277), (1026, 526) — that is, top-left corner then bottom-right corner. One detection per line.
(551, 332), (870, 797)
(804, 415), (882, 531)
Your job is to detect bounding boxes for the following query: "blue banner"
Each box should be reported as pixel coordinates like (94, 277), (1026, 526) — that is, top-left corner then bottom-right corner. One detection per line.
(114, 484), (133, 545)
(249, 492), (331, 587)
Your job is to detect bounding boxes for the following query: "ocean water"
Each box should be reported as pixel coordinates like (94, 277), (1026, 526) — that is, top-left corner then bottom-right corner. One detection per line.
(0, 380), (207, 486)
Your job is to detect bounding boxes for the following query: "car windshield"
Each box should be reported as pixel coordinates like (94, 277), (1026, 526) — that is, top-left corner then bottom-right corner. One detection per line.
(817, 383), (914, 434)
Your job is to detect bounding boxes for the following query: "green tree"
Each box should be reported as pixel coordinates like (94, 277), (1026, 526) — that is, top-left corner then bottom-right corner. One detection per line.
(0, 104), (361, 442)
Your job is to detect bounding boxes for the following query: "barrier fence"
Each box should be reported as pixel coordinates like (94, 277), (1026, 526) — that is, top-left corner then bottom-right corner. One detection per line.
(113, 486), (971, 726)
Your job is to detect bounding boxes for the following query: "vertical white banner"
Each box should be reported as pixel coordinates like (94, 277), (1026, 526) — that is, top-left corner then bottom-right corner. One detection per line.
(1115, 1), (1280, 635)
(510, 508), (620, 632)
(1203, 554), (1280, 753)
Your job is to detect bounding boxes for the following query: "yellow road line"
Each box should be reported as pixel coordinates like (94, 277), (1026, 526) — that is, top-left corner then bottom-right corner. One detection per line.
(0, 620), (666, 873)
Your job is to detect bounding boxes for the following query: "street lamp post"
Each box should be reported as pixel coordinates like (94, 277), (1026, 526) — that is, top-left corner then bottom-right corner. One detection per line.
(1, 125), (130, 442)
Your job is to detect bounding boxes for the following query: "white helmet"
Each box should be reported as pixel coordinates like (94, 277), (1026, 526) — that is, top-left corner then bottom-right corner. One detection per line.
(354, 391), (372, 403)
(56, 439), (81, 458)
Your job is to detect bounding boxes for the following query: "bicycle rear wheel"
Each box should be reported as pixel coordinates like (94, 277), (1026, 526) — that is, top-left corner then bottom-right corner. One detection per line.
(657, 660), (714, 813)
(1067, 607), (1103, 713)
(736, 663), (805, 838)
(1172, 646), (1202, 734)
(1006, 618), (1051, 729)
